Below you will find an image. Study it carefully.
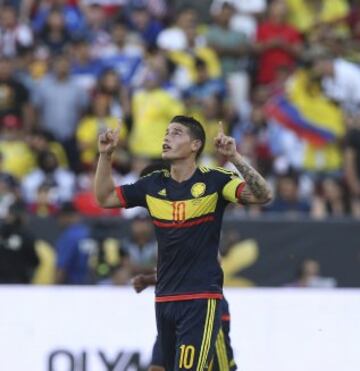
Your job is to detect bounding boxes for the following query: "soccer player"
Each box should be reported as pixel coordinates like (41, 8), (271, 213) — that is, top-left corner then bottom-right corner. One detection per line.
(132, 272), (237, 371)
(95, 115), (272, 370)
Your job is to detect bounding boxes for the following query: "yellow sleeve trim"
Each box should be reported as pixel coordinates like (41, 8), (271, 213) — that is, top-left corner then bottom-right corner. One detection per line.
(222, 178), (245, 203)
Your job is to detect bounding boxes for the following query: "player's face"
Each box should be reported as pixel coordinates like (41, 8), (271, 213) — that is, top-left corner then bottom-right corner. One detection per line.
(162, 123), (195, 161)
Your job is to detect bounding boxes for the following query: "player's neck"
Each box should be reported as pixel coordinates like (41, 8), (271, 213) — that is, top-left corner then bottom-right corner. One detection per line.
(170, 159), (197, 183)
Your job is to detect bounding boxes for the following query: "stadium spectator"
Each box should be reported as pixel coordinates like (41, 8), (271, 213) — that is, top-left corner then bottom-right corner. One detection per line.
(312, 55), (360, 113)
(55, 201), (94, 284)
(27, 183), (59, 217)
(206, 1), (251, 112)
(264, 171), (311, 215)
(37, 7), (72, 55)
(101, 18), (144, 58)
(22, 150), (75, 204)
(164, 9), (222, 91)
(288, 258), (337, 288)
(0, 4), (34, 57)
(0, 114), (35, 179)
(95, 68), (131, 122)
(0, 203), (39, 283)
(168, 0), (213, 24)
(0, 56), (33, 131)
(81, 3), (112, 57)
(184, 57), (226, 104)
(129, 68), (184, 159)
(111, 215), (157, 285)
(14, 46), (50, 93)
(32, 53), (89, 169)
(126, 0), (168, 20)
(312, 178), (350, 218)
(31, 0), (85, 35)
(70, 38), (104, 93)
(255, 0), (303, 85)
(211, 0), (267, 39)
(76, 93), (127, 169)
(157, 7), (196, 51)
(120, 215), (157, 275)
(285, 0), (350, 37)
(128, 1), (163, 47)
(27, 129), (69, 168)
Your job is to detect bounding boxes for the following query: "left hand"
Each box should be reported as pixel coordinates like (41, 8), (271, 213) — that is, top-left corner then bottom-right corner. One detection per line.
(214, 121), (238, 160)
(131, 274), (148, 293)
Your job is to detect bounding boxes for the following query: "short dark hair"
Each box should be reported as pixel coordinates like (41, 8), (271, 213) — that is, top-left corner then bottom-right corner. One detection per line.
(170, 115), (206, 159)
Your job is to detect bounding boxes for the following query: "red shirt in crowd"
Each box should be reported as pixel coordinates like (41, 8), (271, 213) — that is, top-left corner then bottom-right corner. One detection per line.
(74, 191), (121, 217)
(256, 21), (302, 85)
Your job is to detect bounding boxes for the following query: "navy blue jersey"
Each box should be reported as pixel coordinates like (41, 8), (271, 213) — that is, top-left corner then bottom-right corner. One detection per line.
(117, 167), (245, 301)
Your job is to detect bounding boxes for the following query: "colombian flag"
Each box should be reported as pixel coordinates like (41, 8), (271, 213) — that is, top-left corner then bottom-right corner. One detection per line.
(265, 70), (345, 148)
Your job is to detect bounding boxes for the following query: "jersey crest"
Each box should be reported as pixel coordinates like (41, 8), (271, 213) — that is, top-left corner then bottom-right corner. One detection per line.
(191, 182), (206, 198)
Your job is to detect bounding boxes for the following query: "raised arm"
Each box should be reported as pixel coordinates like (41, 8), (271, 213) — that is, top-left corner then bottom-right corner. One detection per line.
(214, 122), (273, 205)
(94, 127), (123, 208)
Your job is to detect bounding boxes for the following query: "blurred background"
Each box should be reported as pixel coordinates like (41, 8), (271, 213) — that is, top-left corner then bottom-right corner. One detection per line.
(0, 0), (359, 370)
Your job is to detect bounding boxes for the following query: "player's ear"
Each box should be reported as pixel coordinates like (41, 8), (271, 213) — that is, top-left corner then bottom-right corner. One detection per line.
(191, 139), (202, 154)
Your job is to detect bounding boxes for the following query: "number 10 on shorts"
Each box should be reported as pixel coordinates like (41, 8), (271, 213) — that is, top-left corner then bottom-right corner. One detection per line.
(179, 344), (195, 369)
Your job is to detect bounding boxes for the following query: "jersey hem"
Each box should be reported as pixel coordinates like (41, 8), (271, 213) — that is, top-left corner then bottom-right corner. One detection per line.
(155, 292), (223, 302)
(152, 215), (215, 228)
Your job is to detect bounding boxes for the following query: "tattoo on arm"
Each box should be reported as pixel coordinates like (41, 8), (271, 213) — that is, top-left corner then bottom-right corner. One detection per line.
(233, 158), (272, 205)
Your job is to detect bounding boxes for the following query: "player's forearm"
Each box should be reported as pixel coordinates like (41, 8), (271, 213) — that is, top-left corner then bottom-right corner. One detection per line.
(230, 153), (272, 204)
(94, 153), (116, 206)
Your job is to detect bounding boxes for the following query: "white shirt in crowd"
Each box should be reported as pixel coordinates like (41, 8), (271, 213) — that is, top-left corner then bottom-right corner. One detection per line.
(22, 168), (76, 204)
(323, 58), (360, 113)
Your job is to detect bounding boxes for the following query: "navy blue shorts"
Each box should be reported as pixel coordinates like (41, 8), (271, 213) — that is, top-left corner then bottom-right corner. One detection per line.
(152, 298), (237, 371)
(209, 328), (237, 371)
(210, 299), (237, 371)
(151, 335), (163, 367)
(155, 299), (221, 370)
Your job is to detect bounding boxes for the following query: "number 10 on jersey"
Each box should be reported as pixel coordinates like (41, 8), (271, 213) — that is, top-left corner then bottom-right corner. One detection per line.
(172, 201), (186, 222)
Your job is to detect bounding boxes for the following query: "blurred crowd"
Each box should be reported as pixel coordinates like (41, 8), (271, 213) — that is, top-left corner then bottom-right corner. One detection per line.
(0, 0), (359, 223)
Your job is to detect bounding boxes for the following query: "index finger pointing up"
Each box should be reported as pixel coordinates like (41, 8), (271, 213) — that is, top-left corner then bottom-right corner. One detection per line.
(218, 121), (224, 135)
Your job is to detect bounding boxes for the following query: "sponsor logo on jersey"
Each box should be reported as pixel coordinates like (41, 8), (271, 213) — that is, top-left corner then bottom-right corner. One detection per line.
(158, 188), (167, 196)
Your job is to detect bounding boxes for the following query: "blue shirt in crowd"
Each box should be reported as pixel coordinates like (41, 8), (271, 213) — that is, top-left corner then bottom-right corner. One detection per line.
(56, 222), (93, 284)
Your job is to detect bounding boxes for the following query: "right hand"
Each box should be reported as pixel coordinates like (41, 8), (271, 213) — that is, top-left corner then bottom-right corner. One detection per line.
(98, 126), (120, 156)
(131, 274), (148, 293)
